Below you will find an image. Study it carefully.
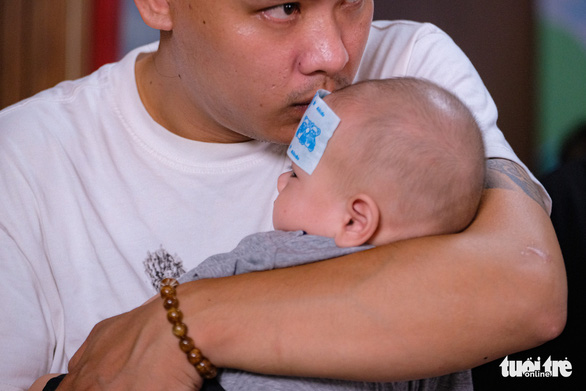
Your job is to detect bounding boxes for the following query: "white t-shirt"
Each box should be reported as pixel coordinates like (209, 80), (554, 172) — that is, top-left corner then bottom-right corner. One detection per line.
(0, 20), (547, 390)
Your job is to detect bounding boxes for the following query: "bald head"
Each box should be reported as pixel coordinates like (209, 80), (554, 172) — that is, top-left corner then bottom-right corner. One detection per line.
(321, 78), (485, 241)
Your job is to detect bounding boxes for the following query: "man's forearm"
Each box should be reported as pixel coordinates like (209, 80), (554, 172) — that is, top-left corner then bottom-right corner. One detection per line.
(182, 161), (567, 381)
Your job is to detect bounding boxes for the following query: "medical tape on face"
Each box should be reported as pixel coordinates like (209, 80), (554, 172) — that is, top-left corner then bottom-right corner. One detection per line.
(287, 89), (341, 175)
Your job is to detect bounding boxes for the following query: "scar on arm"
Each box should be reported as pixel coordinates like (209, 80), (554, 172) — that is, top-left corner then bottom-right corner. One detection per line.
(522, 245), (552, 263)
(484, 158), (548, 212)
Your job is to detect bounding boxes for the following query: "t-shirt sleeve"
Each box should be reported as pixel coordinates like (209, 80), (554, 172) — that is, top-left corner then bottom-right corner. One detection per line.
(0, 230), (59, 390)
(0, 154), (64, 390)
(356, 21), (551, 213)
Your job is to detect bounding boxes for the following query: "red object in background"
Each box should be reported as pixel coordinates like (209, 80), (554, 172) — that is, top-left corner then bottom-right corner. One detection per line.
(91, 0), (120, 71)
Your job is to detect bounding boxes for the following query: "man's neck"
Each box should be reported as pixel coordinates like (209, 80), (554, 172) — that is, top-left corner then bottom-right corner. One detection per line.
(134, 51), (251, 144)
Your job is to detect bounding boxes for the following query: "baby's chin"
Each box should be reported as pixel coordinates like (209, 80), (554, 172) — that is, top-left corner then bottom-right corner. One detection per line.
(271, 220), (297, 233)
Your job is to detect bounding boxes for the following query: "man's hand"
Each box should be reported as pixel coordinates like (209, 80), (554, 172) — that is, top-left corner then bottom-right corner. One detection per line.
(59, 296), (204, 390)
(51, 158), (567, 386)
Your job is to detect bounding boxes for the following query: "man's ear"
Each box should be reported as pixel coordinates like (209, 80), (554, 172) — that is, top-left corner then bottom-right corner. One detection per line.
(134, 0), (173, 31)
(334, 194), (380, 248)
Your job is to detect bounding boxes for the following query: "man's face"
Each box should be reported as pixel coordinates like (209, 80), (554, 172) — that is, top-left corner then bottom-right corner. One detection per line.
(167, 0), (373, 143)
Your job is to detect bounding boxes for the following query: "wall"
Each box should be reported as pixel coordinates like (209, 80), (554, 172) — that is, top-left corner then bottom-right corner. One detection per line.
(0, 0), (140, 111)
(0, 0), (92, 109)
(536, 0), (586, 173)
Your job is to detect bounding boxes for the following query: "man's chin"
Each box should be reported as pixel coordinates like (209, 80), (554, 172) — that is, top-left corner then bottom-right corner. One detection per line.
(254, 126), (297, 145)
(272, 133), (296, 145)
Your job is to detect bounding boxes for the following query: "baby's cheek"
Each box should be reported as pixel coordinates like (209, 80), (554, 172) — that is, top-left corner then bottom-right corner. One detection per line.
(272, 198), (296, 231)
(272, 198), (286, 230)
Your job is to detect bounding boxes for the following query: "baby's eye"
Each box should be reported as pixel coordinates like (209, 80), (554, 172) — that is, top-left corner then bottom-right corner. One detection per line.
(290, 170), (297, 178)
(263, 3), (300, 20)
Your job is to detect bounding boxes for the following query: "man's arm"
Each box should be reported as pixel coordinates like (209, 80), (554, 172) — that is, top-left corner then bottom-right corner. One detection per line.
(484, 158), (549, 211)
(62, 158), (566, 388)
(187, 158), (566, 379)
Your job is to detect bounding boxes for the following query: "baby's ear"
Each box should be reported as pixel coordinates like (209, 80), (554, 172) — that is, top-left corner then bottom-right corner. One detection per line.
(334, 194), (380, 248)
(135, 0), (173, 31)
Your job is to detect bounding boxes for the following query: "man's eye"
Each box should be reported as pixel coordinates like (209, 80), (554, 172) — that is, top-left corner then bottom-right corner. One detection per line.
(263, 3), (300, 20)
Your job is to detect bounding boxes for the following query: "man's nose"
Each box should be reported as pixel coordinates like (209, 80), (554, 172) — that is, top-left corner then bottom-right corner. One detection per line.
(297, 18), (349, 76)
(277, 171), (291, 193)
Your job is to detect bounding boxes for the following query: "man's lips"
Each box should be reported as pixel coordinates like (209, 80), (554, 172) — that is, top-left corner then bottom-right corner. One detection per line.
(284, 104), (306, 122)
(291, 99), (312, 115)
(293, 103), (309, 111)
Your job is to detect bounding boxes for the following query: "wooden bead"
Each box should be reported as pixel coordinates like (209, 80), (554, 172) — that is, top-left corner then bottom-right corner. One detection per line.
(160, 284), (176, 299)
(161, 278), (179, 287)
(172, 322), (187, 338)
(179, 337), (195, 353)
(159, 278), (217, 378)
(167, 308), (183, 323)
(187, 348), (203, 365)
(163, 296), (179, 310)
(196, 359), (218, 379)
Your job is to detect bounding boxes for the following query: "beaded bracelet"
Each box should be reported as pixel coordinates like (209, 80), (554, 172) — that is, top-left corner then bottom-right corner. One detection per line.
(160, 278), (218, 379)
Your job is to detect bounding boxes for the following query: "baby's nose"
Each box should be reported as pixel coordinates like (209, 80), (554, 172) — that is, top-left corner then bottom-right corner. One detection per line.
(277, 171), (291, 193)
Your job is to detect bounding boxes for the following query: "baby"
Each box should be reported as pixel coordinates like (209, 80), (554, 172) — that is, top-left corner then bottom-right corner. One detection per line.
(179, 77), (485, 391)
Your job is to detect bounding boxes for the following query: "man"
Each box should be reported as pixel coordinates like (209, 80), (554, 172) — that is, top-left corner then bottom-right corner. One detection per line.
(1, 1), (566, 390)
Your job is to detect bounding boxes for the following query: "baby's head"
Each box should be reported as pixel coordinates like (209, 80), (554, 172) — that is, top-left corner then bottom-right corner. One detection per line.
(273, 78), (485, 247)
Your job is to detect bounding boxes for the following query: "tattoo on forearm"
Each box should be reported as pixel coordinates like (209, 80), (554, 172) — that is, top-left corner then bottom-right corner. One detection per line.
(485, 159), (547, 211)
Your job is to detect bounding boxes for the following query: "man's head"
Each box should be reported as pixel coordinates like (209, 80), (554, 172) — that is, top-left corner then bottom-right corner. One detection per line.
(273, 78), (486, 247)
(134, 0), (374, 143)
